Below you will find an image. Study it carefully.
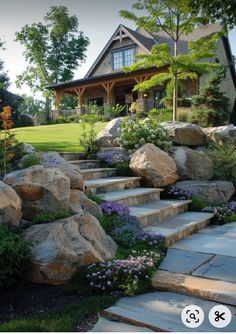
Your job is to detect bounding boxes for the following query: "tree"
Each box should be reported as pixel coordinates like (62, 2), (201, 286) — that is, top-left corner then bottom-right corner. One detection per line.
(0, 40), (10, 90)
(15, 6), (89, 96)
(18, 95), (45, 116)
(120, 0), (220, 120)
(190, 67), (229, 127)
(191, 0), (236, 31)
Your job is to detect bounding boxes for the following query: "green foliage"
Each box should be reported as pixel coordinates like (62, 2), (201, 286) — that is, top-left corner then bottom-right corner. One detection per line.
(32, 209), (72, 224)
(18, 95), (45, 116)
(120, 0), (221, 120)
(189, 196), (208, 211)
(207, 140), (236, 186)
(0, 295), (115, 332)
(79, 104), (101, 153)
(225, 214), (236, 223)
(86, 193), (104, 205)
(21, 153), (41, 168)
(97, 213), (115, 233)
(15, 6), (89, 95)
(177, 110), (190, 122)
(191, 68), (229, 127)
(118, 117), (172, 154)
(149, 108), (173, 122)
(115, 160), (132, 176)
(0, 225), (31, 288)
(105, 104), (126, 118)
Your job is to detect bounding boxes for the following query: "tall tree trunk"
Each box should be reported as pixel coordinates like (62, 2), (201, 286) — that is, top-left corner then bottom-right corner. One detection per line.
(173, 40), (178, 121)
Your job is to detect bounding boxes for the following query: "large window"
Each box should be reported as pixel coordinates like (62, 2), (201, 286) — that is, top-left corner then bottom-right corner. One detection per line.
(112, 47), (135, 70)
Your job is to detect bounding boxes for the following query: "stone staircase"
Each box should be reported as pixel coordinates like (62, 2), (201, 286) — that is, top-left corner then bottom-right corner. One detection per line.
(66, 154), (236, 332)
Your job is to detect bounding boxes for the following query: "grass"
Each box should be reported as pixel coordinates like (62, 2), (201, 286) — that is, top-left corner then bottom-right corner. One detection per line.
(13, 122), (106, 152)
(0, 295), (114, 332)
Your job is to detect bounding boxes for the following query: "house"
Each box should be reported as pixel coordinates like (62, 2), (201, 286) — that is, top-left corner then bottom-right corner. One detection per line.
(47, 23), (236, 119)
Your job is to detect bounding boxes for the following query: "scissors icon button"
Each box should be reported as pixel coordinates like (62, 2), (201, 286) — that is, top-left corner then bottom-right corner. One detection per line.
(209, 305), (232, 328)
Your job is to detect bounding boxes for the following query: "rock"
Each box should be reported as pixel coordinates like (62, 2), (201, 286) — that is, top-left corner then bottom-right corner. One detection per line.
(23, 213), (117, 284)
(173, 146), (214, 180)
(0, 181), (21, 227)
(20, 143), (36, 154)
(203, 125), (236, 145)
(69, 189), (102, 217)
(40, 152), (84, 190)
(161, 121), (206, 146)
(97, 117), (123, 147)
(175, 180), (235, 205)
(3, 166), (70, 220)
(130, 143), (179, 187)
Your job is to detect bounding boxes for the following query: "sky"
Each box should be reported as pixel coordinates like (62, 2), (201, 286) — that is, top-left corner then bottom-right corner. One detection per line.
(0, 0), (235, 98)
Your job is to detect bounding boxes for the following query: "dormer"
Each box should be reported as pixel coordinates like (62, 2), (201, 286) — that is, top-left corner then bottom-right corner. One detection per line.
(85, 25), (155, 78)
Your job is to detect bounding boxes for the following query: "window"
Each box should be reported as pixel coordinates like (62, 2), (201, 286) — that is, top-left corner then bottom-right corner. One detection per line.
(112, 47), (135, 70)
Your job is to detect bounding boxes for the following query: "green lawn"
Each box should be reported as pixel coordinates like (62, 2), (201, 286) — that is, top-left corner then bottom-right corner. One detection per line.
(13, 122), (107, 152)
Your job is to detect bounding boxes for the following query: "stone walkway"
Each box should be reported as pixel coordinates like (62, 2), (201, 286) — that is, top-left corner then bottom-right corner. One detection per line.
(64, 154), (236, 332)
(100, 223), (236, 332)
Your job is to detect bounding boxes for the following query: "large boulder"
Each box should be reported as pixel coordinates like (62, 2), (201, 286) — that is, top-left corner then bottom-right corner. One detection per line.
(173, 146), (214, 180)
(69, 189), (102, 217)
(40, 152), (84, 190)
(20, 143), (36, 154)
(130, 143), (179, 187)
(23, 213), (117, 285)
(0, 181), (22, 227)
(97, 117), (123, 147)
(3, 166), (70, 220)
(203, 125), (236, 146)
(161, 121), (206, 146)
(175, 180), (235, 205)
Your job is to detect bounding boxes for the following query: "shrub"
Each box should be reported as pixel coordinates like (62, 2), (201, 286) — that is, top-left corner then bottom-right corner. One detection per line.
(177, 110), (189, 122)
(149, 108), (173, 122)
(32, 209), (72, 224)
(190, 107), (226, 128)
(118, 117), (172, 154)
(189, 196), (208, 211)
(97, 213), (116, 233)
(207, 140), (236, 186)
(0, 225), (31, 288)
(21, 153), (41, 168)
(86, 253), (159, 296)
(79, 104), (101, 153)
(115, 160), (132, 176)
(202, 201), (236, 225)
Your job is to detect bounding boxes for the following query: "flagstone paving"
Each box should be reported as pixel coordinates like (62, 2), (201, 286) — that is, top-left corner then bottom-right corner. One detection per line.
(66, 156), (236, 332)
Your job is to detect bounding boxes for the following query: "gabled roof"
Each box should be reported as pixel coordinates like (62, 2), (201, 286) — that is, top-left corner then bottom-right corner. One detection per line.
(85, 24), (156, 78)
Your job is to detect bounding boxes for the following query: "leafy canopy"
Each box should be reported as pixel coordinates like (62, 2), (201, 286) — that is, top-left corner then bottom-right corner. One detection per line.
(15, 6), (89, 95)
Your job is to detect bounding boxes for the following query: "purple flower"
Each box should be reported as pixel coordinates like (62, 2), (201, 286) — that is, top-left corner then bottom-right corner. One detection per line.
(100, 202), (130, 216)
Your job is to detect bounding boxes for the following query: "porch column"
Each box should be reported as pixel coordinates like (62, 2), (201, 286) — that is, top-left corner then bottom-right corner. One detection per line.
(55, 90), (63, 110)
(74, 87), (86, 114)
(102, 81), (115, 108)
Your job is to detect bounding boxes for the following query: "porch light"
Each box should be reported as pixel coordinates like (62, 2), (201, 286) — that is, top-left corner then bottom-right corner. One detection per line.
(143, 92), (149, 98)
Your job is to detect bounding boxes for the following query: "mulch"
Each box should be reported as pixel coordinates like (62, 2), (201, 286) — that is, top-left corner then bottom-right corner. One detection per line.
(0, 280), (97, 331)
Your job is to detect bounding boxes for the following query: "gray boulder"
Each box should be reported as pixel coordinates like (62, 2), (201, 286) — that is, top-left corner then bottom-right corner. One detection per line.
(161, 121), (206, 146)
(23, 213), (117, 285)
(3, 166), (70, 220)
(173, 146), (214, 180)
(0, 181), (22, 227)
(97, 117), (123, 147)
(130, 143), (179, 187)
(203, 125), (236, 146)
(175, 180), (235, 205)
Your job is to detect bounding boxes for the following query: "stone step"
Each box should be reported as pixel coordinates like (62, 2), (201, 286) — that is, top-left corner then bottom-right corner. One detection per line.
(143, 212), (213, 246)
(69, 159), (100, 169)
(129, 200), (191, 227)
(91, 317), (153, 332)
(80, 168), (116, 180)
(100, 188), (163, 206)
(59, 152), (85, 161)
(152, 270), (236, 306)
(84, 176), (141, 194)
(102, 291), (236, 332)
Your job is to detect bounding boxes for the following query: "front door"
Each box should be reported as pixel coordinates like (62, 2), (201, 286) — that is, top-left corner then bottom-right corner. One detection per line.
(154, 89), (165, 109)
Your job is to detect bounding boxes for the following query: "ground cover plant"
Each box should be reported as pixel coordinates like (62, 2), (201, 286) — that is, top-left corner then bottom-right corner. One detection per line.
(97, 149), (132, 176)
(13, 122), (106, 152)
(32, 209), (73, 224)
